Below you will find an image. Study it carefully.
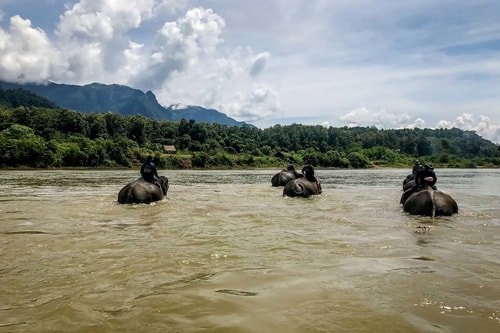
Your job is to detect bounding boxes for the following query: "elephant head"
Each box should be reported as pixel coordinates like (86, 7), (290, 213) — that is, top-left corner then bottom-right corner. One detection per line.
(117, 176), (169, 204)
(283, 177), (322, 198)
(158, 176), (169, 195)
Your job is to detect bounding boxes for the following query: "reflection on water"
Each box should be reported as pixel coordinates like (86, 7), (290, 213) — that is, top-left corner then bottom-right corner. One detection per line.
(0, 168), (499, 332)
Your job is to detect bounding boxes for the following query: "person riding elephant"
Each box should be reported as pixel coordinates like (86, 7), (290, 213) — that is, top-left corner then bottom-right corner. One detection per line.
(402, 163), (436, 200)
(412, 159), (424, 175)
(287, 161), (303, 178)
(118, 176), (169, 204)
(415, 163), (437, 190)
(301, 160), (321, 193)
(399, 168), (457, 216)
(141, 155), (160, 186)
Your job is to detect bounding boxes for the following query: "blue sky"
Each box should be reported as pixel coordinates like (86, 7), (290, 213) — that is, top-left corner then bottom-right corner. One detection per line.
(1, 0), (500, 143)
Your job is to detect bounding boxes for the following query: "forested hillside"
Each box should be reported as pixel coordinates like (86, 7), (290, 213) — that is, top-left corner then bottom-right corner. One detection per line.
(0, 93), (499, 169)
(0, 87), (58, 109)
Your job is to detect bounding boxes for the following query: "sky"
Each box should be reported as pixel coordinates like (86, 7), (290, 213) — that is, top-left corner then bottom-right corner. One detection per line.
(1, 0), (500, 143)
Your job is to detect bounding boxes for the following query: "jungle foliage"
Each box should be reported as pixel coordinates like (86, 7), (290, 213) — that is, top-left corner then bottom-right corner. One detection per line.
(0, 102), (499, 169)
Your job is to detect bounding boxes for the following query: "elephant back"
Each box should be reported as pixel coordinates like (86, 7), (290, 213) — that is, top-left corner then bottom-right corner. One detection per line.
(432, 191), (458, 215)
(403, 190), (434, 216)
(272, 170), (296, 187)
(283, 178), (320, 198)
(117, 183), (137, 204)
(117, 179), (165, 204)
(403, 189), (458, 217)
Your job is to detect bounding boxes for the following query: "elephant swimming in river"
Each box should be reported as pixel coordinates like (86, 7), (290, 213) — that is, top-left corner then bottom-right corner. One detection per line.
(271, 169), (303, 187)
(402, 174), (416, 192)
(283, 177), (322, 198)
(117, 176), (169, 204)
(400, 182), (458, 217)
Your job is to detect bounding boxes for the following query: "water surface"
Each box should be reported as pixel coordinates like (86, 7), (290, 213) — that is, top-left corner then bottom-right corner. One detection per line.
(0, 169), (499, 332)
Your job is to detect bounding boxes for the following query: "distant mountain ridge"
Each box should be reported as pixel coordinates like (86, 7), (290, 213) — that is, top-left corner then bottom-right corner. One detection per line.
(0, 81), (252, 127)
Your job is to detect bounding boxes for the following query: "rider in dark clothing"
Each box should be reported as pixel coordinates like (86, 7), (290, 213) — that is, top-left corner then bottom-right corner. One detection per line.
(415, 163), (437, 190)
(301, 163), (316, 182)
(301, 160), (322, 192)
(140, 155), (159, 185)
(412, 160), (424, 175)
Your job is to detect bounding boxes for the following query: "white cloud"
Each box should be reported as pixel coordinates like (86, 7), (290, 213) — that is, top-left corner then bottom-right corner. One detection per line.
(154, 46), (279, 122)
(57, 0), (154, 40)
(131, 7), (225, 90)
(52, 0), (156, 83)
(152, 0), (189, 17)
(437, 113), (500, 143)
(338, 108), (500, 143)
(339, 107), (413, 128)
(223, 84), (280, 122)
(0, 15), (56, 83)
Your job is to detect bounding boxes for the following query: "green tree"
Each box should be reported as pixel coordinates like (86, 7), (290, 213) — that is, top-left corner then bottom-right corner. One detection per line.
(347, 151), (370, 168)
(0, 124), (51, 167)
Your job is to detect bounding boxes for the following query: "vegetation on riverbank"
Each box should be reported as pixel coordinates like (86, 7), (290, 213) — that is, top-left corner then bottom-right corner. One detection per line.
(1, 88), (499, 170)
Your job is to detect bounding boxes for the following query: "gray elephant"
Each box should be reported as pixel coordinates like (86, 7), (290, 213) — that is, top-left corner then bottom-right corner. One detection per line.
(283, 177), (322, 198)
(117, 176), (169, 204)
(400, 184), (458, 217)
(271, 169), (303, 187)
(402, 173), (416, 192)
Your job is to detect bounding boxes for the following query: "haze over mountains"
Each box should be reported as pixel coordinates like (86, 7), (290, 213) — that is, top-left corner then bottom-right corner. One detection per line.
(0, 81), (252, 127)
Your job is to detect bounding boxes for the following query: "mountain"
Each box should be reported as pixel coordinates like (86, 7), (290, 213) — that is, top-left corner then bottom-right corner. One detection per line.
(0, 86), (58, 109)
(0, 81), (252, 127)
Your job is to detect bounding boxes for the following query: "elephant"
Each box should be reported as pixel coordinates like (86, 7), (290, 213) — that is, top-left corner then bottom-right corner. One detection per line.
(117, 176), (169, 204)
(271, 169), (303, 187)
(400, 184), (458, 217)
(402, 173), (416, 192)
(282, 177), (322, 198)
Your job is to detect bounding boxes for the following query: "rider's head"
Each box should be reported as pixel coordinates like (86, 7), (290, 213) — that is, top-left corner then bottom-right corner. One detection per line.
(146, 155), (153, 162)
(424, 163), (433, 170)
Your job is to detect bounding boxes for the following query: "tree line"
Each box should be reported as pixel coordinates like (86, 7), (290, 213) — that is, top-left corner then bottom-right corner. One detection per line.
(0, 95), (499, 169)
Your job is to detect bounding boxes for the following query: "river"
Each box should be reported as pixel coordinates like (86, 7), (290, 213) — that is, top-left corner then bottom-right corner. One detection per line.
(0, 168), (499, 332)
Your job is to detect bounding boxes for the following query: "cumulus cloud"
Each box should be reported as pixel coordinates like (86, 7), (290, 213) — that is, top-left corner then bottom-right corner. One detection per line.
(132, 7), (225, 90)
(406, 118), (426, 129)
(223, 84), (279, 122)
(53, 0), (156, 83)
(338, 108), (500, 143)
(154, 46), (278, 122)
(339, 107), (413, 128)
(0, 1), (229, 88)
(0, 1), (278, 123)
(0, 15), (57, 83)
(337, 107), (500, 143)
(437, 113), (500, 143)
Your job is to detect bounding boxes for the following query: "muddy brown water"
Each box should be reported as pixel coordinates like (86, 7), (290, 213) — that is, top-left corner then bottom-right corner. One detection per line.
(0, 169), (499, 332)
